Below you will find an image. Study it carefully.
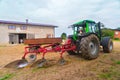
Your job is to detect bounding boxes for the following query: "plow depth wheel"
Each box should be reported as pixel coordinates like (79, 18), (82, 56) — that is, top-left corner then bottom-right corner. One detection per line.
(80, 34), (100, 59)
(26, 53), (37, 63)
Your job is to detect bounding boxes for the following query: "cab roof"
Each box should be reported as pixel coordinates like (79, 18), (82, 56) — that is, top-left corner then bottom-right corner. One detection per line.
(73, 20), (96, 26)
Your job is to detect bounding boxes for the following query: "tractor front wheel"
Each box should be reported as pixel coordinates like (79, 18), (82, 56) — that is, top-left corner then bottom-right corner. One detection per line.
(80, 34), (100, 60)
(101, 37), (113, 53)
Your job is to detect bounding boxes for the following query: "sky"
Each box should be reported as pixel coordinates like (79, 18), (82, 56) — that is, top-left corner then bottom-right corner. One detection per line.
(0, 0), (120, 37)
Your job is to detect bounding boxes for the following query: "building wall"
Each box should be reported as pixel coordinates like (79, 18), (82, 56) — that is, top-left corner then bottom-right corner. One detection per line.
(28, 25), (54, 38)
(0, 24), (9, 43)
(0, 23), (55, 44)
(114, 31), (120, 39)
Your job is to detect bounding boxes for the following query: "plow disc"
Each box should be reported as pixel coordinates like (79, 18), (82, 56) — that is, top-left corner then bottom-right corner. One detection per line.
(17, 59), (28, 68)
(17, 59), (48, 68)
(4, 59), (28, 68)
(17, 53), (37, 68)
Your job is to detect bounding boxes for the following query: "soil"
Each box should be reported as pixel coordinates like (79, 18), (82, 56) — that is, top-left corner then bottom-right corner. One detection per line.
(0, 41), (120, 80)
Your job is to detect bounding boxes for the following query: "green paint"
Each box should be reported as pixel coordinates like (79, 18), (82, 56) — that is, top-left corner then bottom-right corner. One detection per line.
(73, 20), (95, 26)
(73, 28), (77, 40)
(74, 20), (83, 25)
(85, 23), (89, 33)
(71, 20), (98, 40)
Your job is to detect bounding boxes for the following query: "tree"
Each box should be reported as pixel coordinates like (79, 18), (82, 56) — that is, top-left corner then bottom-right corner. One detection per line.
(117, 27), (120, 30)
(61, 33), (67, 40)
(102, 28), (114, 39)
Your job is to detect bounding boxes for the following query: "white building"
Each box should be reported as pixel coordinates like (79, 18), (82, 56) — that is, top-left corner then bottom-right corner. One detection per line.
(0, 20), (57, 44)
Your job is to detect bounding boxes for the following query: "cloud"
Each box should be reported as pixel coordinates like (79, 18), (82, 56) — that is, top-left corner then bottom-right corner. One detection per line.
(0, 0), (120, 36)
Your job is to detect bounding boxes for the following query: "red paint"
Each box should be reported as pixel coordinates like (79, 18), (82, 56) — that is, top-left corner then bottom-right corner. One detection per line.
(114, 30), (120, 39)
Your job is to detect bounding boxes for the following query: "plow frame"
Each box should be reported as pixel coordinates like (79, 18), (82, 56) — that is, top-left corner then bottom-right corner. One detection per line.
(22, 39), (76, 60)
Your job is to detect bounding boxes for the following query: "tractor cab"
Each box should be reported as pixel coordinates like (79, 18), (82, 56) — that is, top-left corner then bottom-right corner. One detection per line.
(70, 20), (103, 40)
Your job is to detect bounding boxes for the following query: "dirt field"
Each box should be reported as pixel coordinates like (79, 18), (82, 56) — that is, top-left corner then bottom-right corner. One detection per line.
(0, 41), (120, 80)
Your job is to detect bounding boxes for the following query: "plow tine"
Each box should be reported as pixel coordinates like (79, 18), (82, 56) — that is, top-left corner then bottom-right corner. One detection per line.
(58, 58), (66, 65)
(37, 58), (47, 67)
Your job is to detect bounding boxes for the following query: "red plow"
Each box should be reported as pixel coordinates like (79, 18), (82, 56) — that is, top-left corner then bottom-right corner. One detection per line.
(17, 38), (76, 68)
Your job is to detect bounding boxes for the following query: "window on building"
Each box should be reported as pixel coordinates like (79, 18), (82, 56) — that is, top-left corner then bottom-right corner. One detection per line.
(8, 25), (16, 29)
(21, 26), (27, 30)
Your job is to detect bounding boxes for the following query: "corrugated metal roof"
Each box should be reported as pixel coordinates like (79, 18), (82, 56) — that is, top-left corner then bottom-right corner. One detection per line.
(0, 20), (57, 27)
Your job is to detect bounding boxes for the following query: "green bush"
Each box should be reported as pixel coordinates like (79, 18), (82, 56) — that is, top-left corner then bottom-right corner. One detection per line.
(114, 38), (120, 40)
(102, 29), (114, 39)
(61, 33), (67, 40)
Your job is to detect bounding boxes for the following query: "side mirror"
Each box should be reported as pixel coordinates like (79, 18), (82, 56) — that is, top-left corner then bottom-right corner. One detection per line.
(97, 22), (104, 28)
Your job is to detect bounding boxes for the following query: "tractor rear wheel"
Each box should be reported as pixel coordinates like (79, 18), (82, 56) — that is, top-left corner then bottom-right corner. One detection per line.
(80, 34), (100, 59)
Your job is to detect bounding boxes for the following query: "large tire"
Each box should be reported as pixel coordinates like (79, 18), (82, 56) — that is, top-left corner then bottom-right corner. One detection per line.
(101, 37), (113, 53)
(80, 34), (100, 60)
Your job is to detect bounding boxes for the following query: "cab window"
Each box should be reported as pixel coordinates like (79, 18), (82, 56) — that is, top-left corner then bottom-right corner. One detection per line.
(88, 23), (96, 33)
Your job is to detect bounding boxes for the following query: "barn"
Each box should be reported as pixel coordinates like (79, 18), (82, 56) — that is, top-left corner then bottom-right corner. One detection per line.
(0, 20), (57, 44)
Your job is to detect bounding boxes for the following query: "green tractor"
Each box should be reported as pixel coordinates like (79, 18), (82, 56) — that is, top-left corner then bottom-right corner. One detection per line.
(67, 20), (113, 59)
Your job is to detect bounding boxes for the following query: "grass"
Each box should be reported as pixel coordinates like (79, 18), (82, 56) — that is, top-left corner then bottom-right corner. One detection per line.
(0, 73), (14, 80)
(115, 61), (120, 65)
(99, 59), (120, 79)
(99, 73), (112, 79)
(99, 65), (120, 80)
(110, 58), (120, 65)
(113, 39), (120, 41)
